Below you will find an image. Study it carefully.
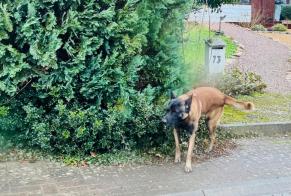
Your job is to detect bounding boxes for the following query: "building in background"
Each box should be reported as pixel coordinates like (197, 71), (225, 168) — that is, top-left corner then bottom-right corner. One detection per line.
(189, 0), (290, 26)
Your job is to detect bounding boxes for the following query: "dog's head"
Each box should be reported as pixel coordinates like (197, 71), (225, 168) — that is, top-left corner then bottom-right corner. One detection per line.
(162, 92), (192, 127)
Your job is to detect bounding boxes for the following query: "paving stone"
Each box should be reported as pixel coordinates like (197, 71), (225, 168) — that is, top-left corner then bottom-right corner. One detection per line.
(10, 185), (42, 194)
(58, 185), (89, 194)
(2, 194), (28, 196)
(1, 137), (291, 195)
(42, 184), (58, 194)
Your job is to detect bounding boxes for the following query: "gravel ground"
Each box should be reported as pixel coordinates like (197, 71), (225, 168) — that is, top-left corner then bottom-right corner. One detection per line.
(213, 23), (291, 94)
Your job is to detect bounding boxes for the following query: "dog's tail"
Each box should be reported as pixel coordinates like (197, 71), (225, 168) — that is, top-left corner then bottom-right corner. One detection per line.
(224, 95), (255, 111)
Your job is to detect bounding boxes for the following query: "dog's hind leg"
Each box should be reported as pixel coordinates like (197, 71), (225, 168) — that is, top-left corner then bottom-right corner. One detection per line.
(173, 128), (181, 163)
(206, 107), (224, 153)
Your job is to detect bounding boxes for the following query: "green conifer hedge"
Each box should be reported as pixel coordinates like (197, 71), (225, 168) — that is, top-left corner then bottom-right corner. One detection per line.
(0, 0), (193, 154)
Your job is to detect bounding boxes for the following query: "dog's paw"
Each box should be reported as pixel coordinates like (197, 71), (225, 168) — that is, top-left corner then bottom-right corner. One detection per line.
(174, 156), (181, 163)
(184, 164), (192, 173)
(205, 146), (213, 154)
(205, 149), (211, 154)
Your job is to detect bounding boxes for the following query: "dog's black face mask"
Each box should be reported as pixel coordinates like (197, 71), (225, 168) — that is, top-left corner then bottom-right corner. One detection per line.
(162, 92), (192, 127)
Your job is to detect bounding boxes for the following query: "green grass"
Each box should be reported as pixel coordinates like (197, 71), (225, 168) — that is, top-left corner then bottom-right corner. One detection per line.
(182, 24), (237, 89)
(221, 93), (291, 124)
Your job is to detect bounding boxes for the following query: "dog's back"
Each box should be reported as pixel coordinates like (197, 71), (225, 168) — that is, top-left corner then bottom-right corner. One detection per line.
(191, 87), (225, 114)
(190, 87), (254, 114)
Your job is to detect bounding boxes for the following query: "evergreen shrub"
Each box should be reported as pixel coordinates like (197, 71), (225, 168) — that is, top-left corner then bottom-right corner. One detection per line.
(0, 0), (193, 154)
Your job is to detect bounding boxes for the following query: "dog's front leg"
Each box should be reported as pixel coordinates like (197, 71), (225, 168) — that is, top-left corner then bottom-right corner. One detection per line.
(173, 128), (181, 163)
(185, 124), (198, 173)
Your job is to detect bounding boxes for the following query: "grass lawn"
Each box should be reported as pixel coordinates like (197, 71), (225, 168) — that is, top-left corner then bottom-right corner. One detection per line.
(221, 93), (291, 124)
(182, 23), (237, 89)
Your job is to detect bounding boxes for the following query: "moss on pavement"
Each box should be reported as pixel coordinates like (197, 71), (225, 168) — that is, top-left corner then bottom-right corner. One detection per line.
(221, 93), (291, 124)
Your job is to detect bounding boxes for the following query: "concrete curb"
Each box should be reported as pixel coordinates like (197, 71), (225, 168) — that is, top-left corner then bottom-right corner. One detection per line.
(253, 30), (290, 34)
(219, 122), (291, 136)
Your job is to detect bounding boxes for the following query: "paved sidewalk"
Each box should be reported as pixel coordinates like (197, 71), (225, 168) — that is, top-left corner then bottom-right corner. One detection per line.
(212, 23), (291, 94)
(1, 137), (291, 195)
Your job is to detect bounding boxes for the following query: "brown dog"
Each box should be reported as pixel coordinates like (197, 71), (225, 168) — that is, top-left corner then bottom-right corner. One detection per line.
(163, 87), (254, 172)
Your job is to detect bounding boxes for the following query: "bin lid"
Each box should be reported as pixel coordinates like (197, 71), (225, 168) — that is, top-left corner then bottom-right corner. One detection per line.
(205, 39), (226, 49)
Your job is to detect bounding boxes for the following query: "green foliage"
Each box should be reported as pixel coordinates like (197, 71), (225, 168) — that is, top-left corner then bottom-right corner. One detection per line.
(281, 5), (291, 20)
(0, 0), (194, 155)
(272, 24), (287, 32)
(217, 68), (267, 97)
(0, 106), (22, 154)
(195, 0), (239, 9)
(0, 106), (8, 116)
(251, 24), (266, 31)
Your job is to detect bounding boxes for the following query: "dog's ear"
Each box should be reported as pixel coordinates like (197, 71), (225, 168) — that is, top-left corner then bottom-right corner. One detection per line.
(185, 96), (192, 113)
(170, 91), (176, 99)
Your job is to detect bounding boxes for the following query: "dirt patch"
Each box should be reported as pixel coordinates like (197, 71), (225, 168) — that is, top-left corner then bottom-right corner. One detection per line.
(258, 31), (291, 49)
(1, 139), (237, 168)
(193, 140), (237, 163)
(130, 140), (237, 167)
